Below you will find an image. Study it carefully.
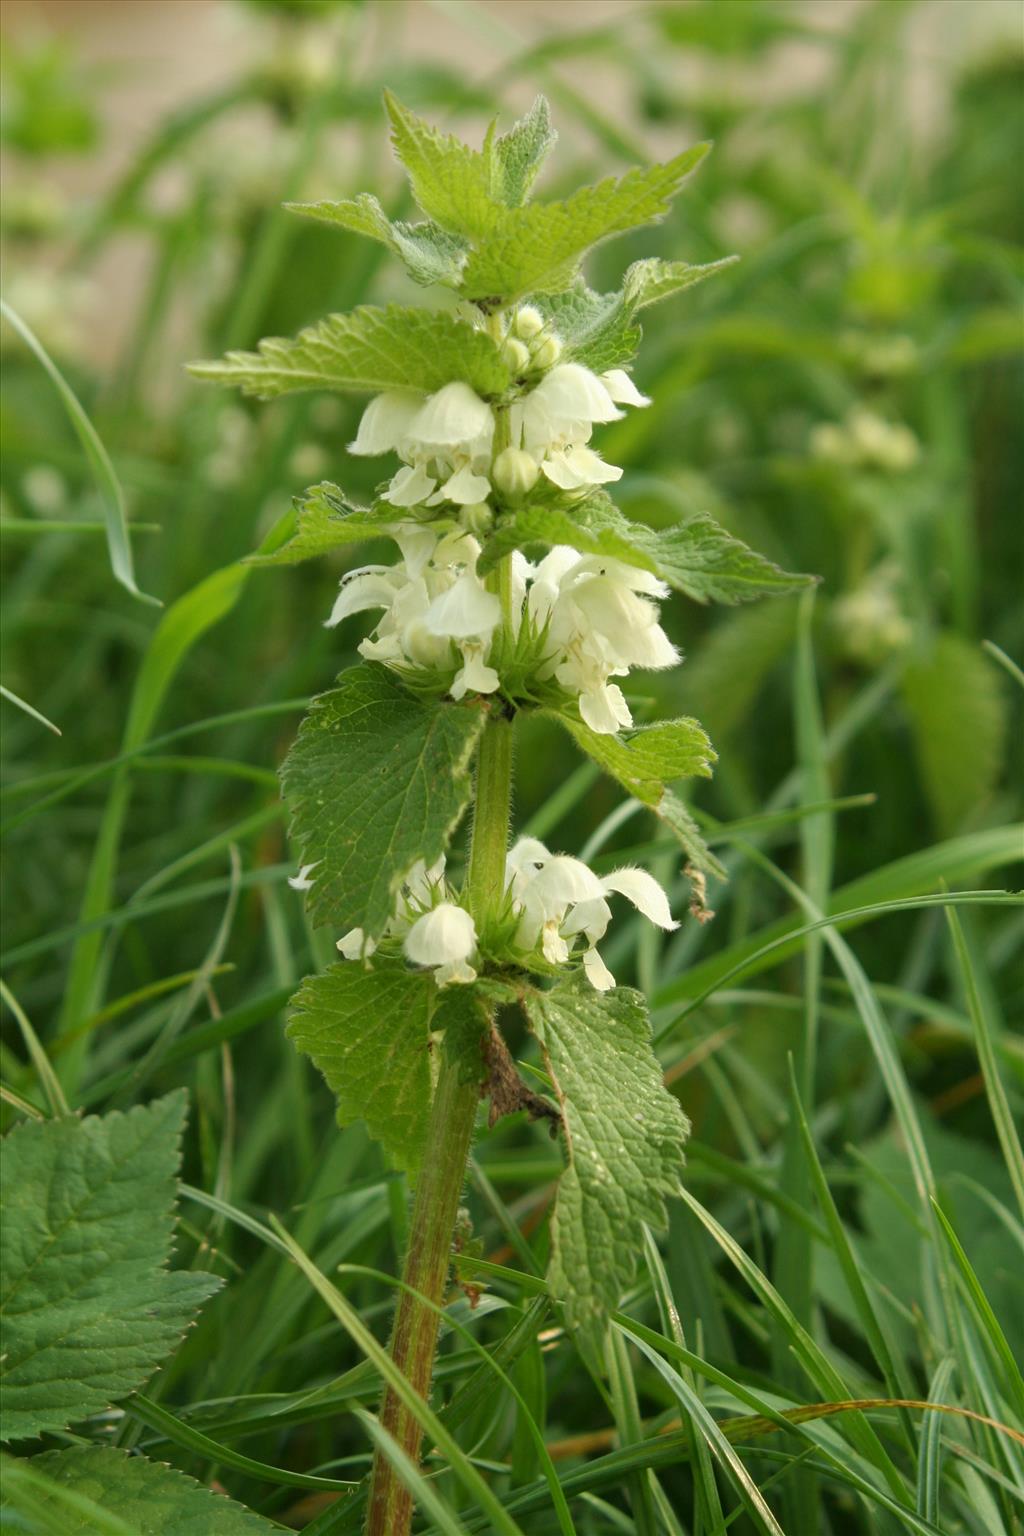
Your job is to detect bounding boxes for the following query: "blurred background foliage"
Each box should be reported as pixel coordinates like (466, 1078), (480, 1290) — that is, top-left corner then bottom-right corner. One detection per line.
(1, 2), (1022, 1532)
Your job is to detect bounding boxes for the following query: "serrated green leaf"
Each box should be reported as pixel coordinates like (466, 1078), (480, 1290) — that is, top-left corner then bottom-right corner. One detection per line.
(245, 482), (401, 567)
(384, 90), (499, 241)
(548, 712), (716, 794)
(537, 284), (641, 373)
(481, 493), (814, 604)
(288, 963), (487, 1172)
(1, 1446), (276, 1534)
(493, 96), (557, 206)
(657, 790), (726, 886)
(902, 631), (1007, 833)
(189, 305), (509, 401)
(0, 1092), (219, 1442)
(622, 254), (738, 311)
(460, 144), (711, 303)
(539, 256), (737, 372)
(521, 975), (689, 1338)
(284, 193), (468, 288)
(280, 664), (486, 938)
(544, 709), (726, 880)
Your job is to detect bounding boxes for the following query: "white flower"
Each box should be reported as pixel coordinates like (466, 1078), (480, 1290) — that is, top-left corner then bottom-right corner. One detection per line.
(404, 902), (478, 986)
(326, 565), (402, 628)
(506, 360), (650, 492)
(492, 446), (540, 500)
(337, 927), (378, 960)
(519, 363), (622, 450)
(578, 681), (633, 734)
(513, 305), (545, 339)
(503, 838), (678, 988)
(438, 463), (491, 505)
(425, 570), (501, 641)
(602, 369), (651, 408)
(385, 462), (437, 507)
(328, 531), (679, 730)
(582, 948), (617, 990)
(288, 862), (319, 891)
(541, 443), (623, 490)
(450, 644), (500, 700)
(348, 391), (423, 456)
(391, 523), (438, 578)
(410, 382), (494, 451)
(531, 547), (679, 733)
(316, 856), (453, 968)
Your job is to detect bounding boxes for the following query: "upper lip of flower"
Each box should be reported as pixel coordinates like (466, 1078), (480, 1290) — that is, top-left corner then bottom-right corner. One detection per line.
(502, 836), (677, 988)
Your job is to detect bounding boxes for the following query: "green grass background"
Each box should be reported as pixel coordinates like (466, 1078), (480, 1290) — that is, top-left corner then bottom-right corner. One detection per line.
(2, 1), (1022, 1531)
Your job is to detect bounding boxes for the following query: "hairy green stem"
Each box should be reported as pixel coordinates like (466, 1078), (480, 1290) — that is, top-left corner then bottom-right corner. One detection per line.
(365, 709), (514, 1536)
(466, 711), (515, 921)
(364, 1046), (480, 1536)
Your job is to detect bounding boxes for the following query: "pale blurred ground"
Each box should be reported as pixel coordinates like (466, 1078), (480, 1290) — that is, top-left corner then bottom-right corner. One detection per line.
(3, 0), (1021, 361)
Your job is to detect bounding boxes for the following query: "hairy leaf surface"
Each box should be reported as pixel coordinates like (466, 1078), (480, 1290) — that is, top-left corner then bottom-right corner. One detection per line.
(284, 193), (468, 288)
(460, 145), (711, 302)
(481, 494), (813, 604)
(246, 483), (403, 567)
(493, 96), (558, 207)
(189, 306), (509, 400)
(0, 1093), (218, 1442)
(1, 1445), (275, 1533)
(547, 710), (725, 879)
(540, 256), (737, 371)
(521, 976), (689, 1338)
(281, 664), (485, 938)
(288, 964), (488, 1171)
(384, 90), (499, 240)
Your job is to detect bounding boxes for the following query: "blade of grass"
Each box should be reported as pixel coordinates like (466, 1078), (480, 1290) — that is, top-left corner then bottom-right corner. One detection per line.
(269, 1219), (527, 1536)
(642, 1226), (726, 1536)
(353, 1408), (471, 1536)
(0, 300), (158, 607)
(982, 640), (1024, 690)
(127, 1393), (357, 1493)
(0, 979), (69, 1117)
(656, 826), (1024, 1009)
(55, 561), (250, 1090)
(916, 1357), (955, 1526)
(675, 1187), (911, 1503)
(0, 683), (61, 736)
(654, 890), (1022, 1041)
(931, 1200), (1024, 1422)
(788, 1060), (915, 1420)
(606, 1328), (660, 1536)
(945, 904), (1024, 1220)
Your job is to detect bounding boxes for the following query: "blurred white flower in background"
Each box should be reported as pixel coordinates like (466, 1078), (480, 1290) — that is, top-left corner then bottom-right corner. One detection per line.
(810, 407), (920, 474)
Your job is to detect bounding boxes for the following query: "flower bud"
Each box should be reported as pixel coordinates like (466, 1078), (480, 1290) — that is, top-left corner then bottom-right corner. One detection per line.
(459, 500), (494, 536)
(514, 305), (544, 339)
(492, 446), (540, 500)
(530, 332), (562, 371)
(501, 336), (531, 374)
